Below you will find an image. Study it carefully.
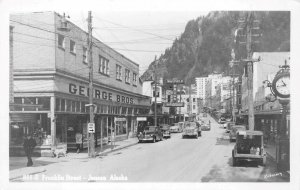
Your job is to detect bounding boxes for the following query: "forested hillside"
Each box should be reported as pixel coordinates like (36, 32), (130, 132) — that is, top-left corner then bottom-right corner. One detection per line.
(141, 11), (290, 84)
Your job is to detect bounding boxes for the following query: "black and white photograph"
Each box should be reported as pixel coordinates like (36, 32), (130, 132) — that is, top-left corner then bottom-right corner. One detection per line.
(1, 0), (300, 189)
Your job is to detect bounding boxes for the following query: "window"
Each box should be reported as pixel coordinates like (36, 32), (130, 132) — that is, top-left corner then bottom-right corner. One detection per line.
(133, 73), (137, 86)
(153, 91), (160, 97)
(99, 56), (109, 75)
(116, 64), (122, 80)
(193, 105), (196, 109)
(58, 34), (65, 49)
(83, 46), (87, 63)
(193, 98), (196, 102)
(70, 40), (76, 54)
(125, 69), (130, 84)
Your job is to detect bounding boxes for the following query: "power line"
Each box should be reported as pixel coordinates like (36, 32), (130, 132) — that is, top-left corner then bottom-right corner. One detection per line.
(94, 16), (175, 41)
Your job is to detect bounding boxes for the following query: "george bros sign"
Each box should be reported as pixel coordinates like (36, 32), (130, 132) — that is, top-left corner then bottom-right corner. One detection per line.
(69, 83), (134, 104)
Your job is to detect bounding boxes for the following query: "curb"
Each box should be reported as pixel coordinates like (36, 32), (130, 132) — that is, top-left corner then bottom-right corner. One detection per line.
(97, 141), (139, 157)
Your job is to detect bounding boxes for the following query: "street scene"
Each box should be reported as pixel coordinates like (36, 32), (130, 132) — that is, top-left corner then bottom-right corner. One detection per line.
(10, 114), (289, 182)
(7, 8), (292, 184)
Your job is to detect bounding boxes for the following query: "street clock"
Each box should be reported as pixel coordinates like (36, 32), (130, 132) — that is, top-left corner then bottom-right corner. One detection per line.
(272, 71), (290, 99)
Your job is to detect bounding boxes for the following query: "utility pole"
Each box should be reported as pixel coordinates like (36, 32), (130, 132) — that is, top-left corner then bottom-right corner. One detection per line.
(87, 11), (95, 158)
(232, 70), (236, 123)
(189, 84), (192, 120)
(154, 56), (158, 127)
(234, 12), (260, 131)
(245, 12), (255, 131)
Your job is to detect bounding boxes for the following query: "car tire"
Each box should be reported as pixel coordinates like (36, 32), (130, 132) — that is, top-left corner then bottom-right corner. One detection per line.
(138, 140), (142, 143)
(232, 157), (237, 166)
(260, 157), (266, 166)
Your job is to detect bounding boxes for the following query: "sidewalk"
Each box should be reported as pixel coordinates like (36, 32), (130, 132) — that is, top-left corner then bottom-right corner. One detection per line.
(9, 137), (139, 180)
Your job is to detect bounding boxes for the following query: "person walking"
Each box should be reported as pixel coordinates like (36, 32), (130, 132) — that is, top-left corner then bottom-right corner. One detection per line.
(75, 132), (82, 153)
(111, 129), (115, 150)
(23, 135), (36, 167)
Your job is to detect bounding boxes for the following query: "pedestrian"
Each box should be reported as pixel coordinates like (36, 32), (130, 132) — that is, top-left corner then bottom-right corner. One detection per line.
(75, 131), (82, 153)
(23, 134), (36, 167)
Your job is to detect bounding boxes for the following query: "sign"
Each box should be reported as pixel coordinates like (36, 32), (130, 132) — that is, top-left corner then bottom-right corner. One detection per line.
(166, 79), (184, 84)
(137, 117), (147, 121)
(164, 102), (184, 107)
(88, 123), (95, 133)
(114, 118), (127, 122)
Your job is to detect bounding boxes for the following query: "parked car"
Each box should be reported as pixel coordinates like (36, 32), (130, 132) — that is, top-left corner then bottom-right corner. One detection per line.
(182, 122), (201, 138)
(232, 130), (266, 166)
(225, 122), (235, 132)
(160, 124), (171, 138)
(218, 117), (226, 124)
(138, 126), (163, 143)
(229, 125), (246, 142)
(170, 123), (182, 133)
(201, 122), (211, 131)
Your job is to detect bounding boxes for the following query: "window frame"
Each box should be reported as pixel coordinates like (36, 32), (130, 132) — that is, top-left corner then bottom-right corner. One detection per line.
(70, 40), (76, 54)
(132, 72), (137, 86)
(58, 34), (65, 50)
(125, 68), (130, 84)
(98, 55), (109, 76)
(116, 64), (122, 81)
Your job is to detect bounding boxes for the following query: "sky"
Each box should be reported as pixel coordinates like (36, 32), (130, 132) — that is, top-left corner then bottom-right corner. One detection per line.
(68, 11), (209, 74)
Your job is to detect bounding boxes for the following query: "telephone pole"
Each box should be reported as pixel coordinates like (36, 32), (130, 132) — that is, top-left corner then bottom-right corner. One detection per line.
(154, 56), (158, 127)
(233, 12), (260, 131)
(87, 11), (95, 158)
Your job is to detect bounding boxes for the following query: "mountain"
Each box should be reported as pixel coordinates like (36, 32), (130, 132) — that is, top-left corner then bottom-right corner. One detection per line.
(141, 11), (290, 84)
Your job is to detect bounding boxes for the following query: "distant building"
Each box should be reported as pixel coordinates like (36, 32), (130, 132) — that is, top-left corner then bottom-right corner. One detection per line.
(195, 77), (208, 103)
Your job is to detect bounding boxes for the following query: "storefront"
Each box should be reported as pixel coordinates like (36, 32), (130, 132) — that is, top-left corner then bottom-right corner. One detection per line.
(10, 77), (151, 157)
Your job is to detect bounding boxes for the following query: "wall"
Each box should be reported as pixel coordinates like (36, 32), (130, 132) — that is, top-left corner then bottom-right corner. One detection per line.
(11, 12), (56, 71)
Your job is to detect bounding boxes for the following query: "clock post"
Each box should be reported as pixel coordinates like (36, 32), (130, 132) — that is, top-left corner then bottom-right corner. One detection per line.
(272, 60), (290, 171)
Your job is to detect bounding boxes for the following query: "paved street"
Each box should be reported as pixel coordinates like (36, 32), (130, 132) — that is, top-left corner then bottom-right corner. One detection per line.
(11, 115), (289, 182)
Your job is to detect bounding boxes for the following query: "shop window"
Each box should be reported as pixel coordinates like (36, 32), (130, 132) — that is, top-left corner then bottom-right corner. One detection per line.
(24, 97), (37, 111)
(80, 102), (85, 113)
(55, 98), (60, 111)
(71, 101), (76, 112)
(61, 99), (66, 111)
(37, 97), (50, 111)
(14, 97), (22, 111)
(76, 101), (80, 112)
(66, 99), (71, 112)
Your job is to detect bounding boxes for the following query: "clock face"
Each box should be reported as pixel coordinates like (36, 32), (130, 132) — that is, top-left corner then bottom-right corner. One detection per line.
(272, 73), (290, 98)
(275, 76), (290, 95)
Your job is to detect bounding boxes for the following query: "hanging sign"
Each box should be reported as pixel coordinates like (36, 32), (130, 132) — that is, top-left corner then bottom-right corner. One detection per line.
(88, 123), (95, 133)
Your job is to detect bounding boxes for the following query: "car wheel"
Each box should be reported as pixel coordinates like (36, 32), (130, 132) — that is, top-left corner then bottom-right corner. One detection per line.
(152, 136), (156, 143)
(260, 157), (266, 166)
(232, 157), (237, 166)
(138, 140), (142, 143)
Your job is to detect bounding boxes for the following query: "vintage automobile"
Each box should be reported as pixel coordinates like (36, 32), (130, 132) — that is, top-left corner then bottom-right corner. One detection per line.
(169, 123), (182, 133)
(160, 124), (171, 138)
(225, 122), (236, 132)
(218, 117), (226, 124)
(138, 126), (163, 143)
(201, 122), (211, 131)
(229, 125), (246, 142)
(232, 130), (266, 166)
(182, 122), (201, 138)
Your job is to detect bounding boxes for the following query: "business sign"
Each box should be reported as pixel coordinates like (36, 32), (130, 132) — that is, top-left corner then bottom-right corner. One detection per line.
(166, 79), (184, 84)
(88, 123), (95, 133)
(114, 117), (127, 122)
(164, 102), (184, 107)
(137, 117), (147, 121)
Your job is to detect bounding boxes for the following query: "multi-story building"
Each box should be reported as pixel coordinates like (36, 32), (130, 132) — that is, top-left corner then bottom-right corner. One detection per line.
(195, 77), (208, 103)
(9, 12), (151, 156)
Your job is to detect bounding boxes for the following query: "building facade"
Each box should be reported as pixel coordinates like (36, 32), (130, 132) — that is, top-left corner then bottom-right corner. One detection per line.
(195, 77), (208, 104)
(9, 12), (151, 156)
